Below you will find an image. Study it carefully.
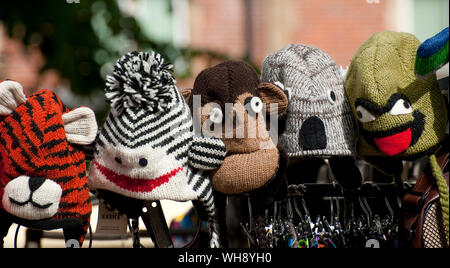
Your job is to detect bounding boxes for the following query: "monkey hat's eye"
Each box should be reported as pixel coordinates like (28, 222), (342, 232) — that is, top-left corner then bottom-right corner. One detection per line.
(209, 107), (223, 124)
(389, 99), (412, 116)
(245, 96), (263, 115)
(356, 105), (376, 123)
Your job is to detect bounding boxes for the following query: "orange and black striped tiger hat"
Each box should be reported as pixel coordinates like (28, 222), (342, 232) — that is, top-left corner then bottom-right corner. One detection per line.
(0, 80), (98, 247)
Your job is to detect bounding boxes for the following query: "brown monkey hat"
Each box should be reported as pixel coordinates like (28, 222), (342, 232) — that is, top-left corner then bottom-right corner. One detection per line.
(183, 60), (289, 196)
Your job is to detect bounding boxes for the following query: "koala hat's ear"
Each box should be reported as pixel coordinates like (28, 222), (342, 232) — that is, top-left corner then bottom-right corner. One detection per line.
(258, 82), (289, 115)
(180, 88), (192, 103)
(62, 107), (98, 145)
(0, 80), (27, 115)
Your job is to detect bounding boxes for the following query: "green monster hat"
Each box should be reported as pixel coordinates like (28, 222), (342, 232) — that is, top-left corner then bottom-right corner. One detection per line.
(346, 31), (447, 159)
(346, 31), (449, 239)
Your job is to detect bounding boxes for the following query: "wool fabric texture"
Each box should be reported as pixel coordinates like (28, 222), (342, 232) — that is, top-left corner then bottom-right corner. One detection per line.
(0, 82), (96, 246)
(345, 31), (447, 159)
(261, 44), (356, 158)
(429, 154), (449, 240)
(88, 51), (226, 248)
(415, 27), (449, 77)
(346, 31), (449, 240)
(189, 60), (287, 195)
(211, 149), (280, 194)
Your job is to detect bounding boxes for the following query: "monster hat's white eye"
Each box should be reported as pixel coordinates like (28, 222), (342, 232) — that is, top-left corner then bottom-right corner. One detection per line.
(356, 105), (376, 123)
(245, 97), (263, 114)
(389, 99), (412, 116)
(209, 107), (223, 124)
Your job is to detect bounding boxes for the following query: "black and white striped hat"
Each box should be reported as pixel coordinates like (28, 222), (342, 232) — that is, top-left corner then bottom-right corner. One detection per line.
(88, 51), (227, 247)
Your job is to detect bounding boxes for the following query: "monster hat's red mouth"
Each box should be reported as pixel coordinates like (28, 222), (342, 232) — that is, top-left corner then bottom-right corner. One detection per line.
(360, 110), (425, 157)
(94, 162), (183, 193)
(373, 128), (412, 156)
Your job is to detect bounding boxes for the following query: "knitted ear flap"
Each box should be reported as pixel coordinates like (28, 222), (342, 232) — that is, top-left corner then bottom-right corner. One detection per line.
(258, 82), (288, 115)
(0, 80), (27, 115)
(62, 107), (98, 145)
(429, 154), (450, 238)
(189, 135), (227, 170)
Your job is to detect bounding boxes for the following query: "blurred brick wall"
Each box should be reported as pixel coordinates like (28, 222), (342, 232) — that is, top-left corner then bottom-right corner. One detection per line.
(190, 0), (247, 59)
(0, 24), (61, 95)
(184, 0), (248, 89)
(2, 1), (391, 92)
(188, 0), (389, 73)
(253, 0), (388, 67)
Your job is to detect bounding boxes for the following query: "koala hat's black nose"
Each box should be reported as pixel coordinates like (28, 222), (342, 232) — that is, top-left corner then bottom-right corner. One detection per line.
(299, 116), (327, 151)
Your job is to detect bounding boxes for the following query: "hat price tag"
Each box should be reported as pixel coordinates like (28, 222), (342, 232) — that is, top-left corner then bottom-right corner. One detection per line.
(95, 199), (128, 235)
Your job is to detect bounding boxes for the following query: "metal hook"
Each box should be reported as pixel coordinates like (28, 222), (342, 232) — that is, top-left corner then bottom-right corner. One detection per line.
(289, 185), (305, 222)
(331, 180), (342, 226)
(358, 196), (371, 227)
(247, 197), (253, 231)
(287, 197), (295, 220)
(330, 195), (335, 227)
(273, 201), (278, 221)
(301, 197), (310, 218)
(293, 198), (305, 223)
(240, 222), (255, 246)
(373, 183), (395, 223)
(362, 195), (373, 220)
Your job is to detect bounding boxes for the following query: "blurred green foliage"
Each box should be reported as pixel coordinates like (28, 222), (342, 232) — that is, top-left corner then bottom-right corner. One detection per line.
(0, 0), (188, 96)
(0, 0), (238, 122)
(0, 0), (258, 122)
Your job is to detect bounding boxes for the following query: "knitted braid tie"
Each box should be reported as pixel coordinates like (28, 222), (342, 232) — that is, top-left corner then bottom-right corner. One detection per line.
(203, 198), (220, 248)
(429, 154), (449, 239)
(207, 218), (220, 248)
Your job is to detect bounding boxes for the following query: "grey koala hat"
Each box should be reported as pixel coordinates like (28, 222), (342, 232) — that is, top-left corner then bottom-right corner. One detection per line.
(261, 44), (356, 158)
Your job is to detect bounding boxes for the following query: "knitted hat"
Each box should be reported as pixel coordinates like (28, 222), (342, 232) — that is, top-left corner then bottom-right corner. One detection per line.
(87, 51), (227, 248)
(345, 31), (449, 238)
(0, 80), (97, 247)
(261, 44), (356, 159)
(345, 31), (447, 159)
(185, 60), (289, 196)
